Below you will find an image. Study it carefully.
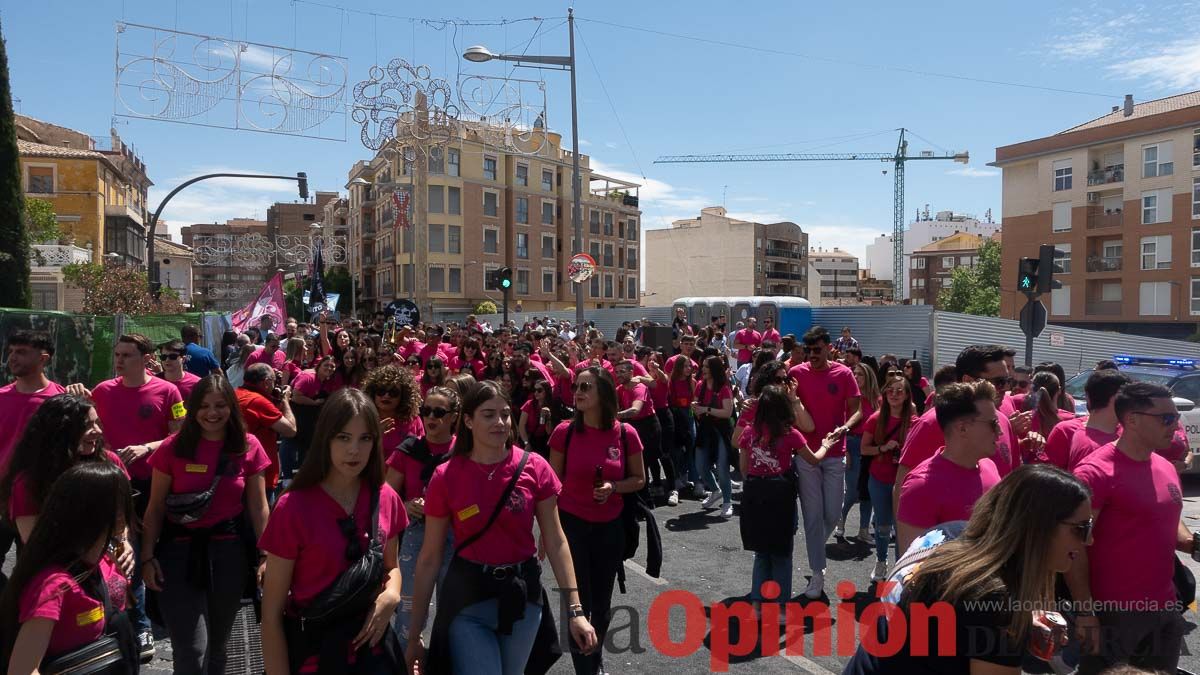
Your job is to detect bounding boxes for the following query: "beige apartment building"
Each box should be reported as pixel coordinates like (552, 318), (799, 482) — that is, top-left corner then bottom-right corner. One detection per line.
(994, 92), (1200, 338)
(346, 121), (641, 318)
(643, 206), (808, 303)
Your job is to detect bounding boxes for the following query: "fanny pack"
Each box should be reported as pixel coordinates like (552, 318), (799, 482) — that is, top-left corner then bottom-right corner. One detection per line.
(165, 456), (230, 525)
(42, 563), (137, 675)
(297, 488), (384, 631)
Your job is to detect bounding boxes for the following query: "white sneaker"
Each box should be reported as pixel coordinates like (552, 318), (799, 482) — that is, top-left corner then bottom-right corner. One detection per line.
(803, 572), (824, 599)
(833, 518), (845, 539)
(855, 527), (872, 543)
(701, 492), (723, 509)
(871, 561), (889, 582)
(720, 503), (734, 518)
(667, 491), (680, 507)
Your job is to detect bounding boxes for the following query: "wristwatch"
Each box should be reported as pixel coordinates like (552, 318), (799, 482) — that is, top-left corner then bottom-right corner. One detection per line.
(567, 606), (586, 619)
(1192, 532), (1200, 563)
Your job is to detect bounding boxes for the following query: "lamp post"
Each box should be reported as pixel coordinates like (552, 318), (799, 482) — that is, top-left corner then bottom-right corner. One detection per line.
(463, 6), (584, 329)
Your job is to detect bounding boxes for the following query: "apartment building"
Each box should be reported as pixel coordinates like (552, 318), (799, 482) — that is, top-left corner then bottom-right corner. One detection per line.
(806, 247), (859, 305)
(863, 207), (1001, 297)
(643, 206), (808, 302)
(346, 121), (642, 318)
(908, 231), (996, 306)
(181, 218), (271, 311)
(994, 92), (1200, 338)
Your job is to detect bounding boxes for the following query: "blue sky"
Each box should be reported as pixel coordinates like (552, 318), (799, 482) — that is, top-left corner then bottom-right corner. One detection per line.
(7, 0), (1200, 267)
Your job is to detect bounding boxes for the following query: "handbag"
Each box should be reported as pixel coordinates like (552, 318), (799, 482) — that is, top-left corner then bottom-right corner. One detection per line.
(164, 456), (229, 525)
(297, 488), (384, 630)
(42, 565), (137, 675)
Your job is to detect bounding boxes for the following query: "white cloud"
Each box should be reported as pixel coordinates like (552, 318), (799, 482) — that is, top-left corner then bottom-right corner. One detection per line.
(578, 139), (592, 147)
(946, 167), (999, 178)
(1108, 39), (1200, 90)
(604, 141), (620, 149)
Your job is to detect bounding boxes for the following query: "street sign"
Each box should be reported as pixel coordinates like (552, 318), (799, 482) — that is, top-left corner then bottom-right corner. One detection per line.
(1050, 331), (1065, 347)
(1019, 299), (1047, 338)
(385, 299), (420, 327)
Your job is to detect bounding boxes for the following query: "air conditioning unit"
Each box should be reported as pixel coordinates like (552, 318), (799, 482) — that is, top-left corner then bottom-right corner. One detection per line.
(1087, 192), (1100, 203)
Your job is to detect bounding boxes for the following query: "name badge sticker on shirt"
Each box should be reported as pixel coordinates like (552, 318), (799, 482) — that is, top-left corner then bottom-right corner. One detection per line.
(457, 504), (480, 521)
(185, 464), (208, 473)
(171, 401), (187, 419)
(76, 605), (104, 627)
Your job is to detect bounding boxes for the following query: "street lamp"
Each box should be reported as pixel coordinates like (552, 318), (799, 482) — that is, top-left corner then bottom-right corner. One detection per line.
(463, 6), (585, 329)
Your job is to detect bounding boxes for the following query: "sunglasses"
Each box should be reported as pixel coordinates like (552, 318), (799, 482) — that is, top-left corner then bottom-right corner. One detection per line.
(407, 360), (421, 366)
(1011, 379), (1031, 390)
(420, 405), (454, 419)
(158, 353), (183, 361)
(337, 516), (363, 561)
(1130, 411), (1181, 427)
(984, 376), (1009, 389)
(1062, 517), (1093, 542)
(885, 386), (907, 395)
(571, 382), (593, 393)
(972, 417), (1001, 433)
(374, 388), (401, 398)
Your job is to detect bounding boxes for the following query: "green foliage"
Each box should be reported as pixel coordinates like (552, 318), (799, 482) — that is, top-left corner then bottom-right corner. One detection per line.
(62, 262), (185, 316)
(0, 21), (31, 308)
(24, 198), (61, 244)
(937, 239), (1001, 317)
(473, 300), (498, 315)
(283, 267), (357, 319)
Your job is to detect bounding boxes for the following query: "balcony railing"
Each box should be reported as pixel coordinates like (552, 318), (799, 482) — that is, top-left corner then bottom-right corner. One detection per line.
(1086, 209), (1123, 230)
(1085, 300), (1122, 316)
(30, 244), (91, 268)
(1087, 164), (1124, 186)
(104, 203), (145, 226)
(766, 270), (805, 281)
(1085, 255), (1122, 273)
(765, 247), (803, 259)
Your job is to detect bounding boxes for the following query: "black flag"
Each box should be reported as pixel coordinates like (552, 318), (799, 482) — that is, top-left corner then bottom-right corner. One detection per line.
(308, 239), (326, 314)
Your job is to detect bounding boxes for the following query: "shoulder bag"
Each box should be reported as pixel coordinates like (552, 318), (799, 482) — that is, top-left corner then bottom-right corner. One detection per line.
(298, 488), (384, 630)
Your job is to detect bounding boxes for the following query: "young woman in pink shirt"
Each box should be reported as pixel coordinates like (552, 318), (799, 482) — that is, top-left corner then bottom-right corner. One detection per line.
(0, 462), (137, 674)
(363, 365), (425, 459)
(260, 389), (408, 674)
(860, 375), (918, 582)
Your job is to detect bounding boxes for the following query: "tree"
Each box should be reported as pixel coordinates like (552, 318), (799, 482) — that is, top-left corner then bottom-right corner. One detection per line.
(937, 239), (1001, 317)
(24, 198), (61, 244)
(283, 267), (357, 319)
(61, 263), (185, 316)
(0, 20), (31, 308)
(473, 300), (497, 315)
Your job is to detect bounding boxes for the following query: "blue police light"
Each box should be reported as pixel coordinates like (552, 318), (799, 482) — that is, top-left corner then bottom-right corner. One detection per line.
(1112, 354), (1196, 368)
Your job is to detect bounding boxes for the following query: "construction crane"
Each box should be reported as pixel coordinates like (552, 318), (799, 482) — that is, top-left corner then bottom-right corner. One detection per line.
(655, 128), (969, 295)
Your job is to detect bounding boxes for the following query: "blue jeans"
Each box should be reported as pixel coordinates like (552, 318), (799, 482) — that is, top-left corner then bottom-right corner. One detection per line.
(840, 436), (872, 530)
(670, 407), (697, 484)
(695, 429), (731, 504)
(279, 437), (303, 482)
(751, 552), (793, 603)
(447, 598), (542, 675)
(867, 476), (896, 563)
(129, 532), (151, 634)
(394, 519), (454, 653)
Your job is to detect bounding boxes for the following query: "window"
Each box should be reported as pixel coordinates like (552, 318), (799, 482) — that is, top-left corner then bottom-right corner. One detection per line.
(604, 213), (614, 236)
(628, 277), (637, 299)
(448, 149), (461, 177)
(1140, 281), (1172, 315)
(1193, 228), (1200, 267)
(448, 267), (462, 293)
(1053, 159), (1072, 191)
(911, 257), (926, 269)
(605, 274), (614, 298)
(303, 213), (316, 221)
(403, 264), (414, 294)
(402, 226), (414, 254)
(31, 283), (56, 310)
(517, 269), (530, 295)
(483, 156), (497, 180)
(1141, 235), (1172, 270)
(1052, 201), (1072, 232)
(942, 256), (955, 268)
(402, 147), (415, 176)
(590, 275), (600, 297)
(941, 277), (953, 287)
(448, 186), (461, 215)
(428, 224), (445, 253)
(603, 244), (613, 267)
(1055, 244), (1071, 274)
(516, 197), (529, 224)
(1050, 286), (1071, 315)
(912, 278), (925, 289)
(627, 218), (637, 241)
(428, 185), (444, 213)
(1103, 239), (1123, 261)
(1194, 129), (1200, 168)
(429, 266), (445, 293)
(590, 242), (601, 259)
(542, 169), (553, 191)
(1142, 189), (1174, 224)
(1194, 177), (1200, 219)
(516, 164), (528, 186)
(1143, 142), (1174, 178)
(628, 248), (638, 269)
(483, 228), (499, 254)
(26, 166), (53, 193)
(590, 210), (600, 234)
(959, 256), (972, 266)
(541, 234), (555, 258)
(483, 191), (499, 217)
(542, 201), (554, 225)
(516, 233), (529, 259)
(429, 147), (445, 174)
(1101, 283), (1122, 302)
(1192, 277), (1200, 315)
(542, 269), (555, 293)
(448, 225), (461, 254)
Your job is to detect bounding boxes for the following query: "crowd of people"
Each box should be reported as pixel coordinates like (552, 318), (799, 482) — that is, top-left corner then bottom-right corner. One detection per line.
(0, 309), (1196, 675)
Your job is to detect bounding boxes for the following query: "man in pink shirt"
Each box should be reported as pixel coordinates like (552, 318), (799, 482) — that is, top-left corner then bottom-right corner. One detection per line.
(1045, 369), (1126, 471)
(1068, 382), (1191, 674)
(245, 334), (287, 371)
(896, 380), (1003, 552)
(155, 339), (201, 402)
(759, 316), (780, 345)
(664, 334), (701, 374)
(731, 317), (762, 367)
(789, 325), (863, 599)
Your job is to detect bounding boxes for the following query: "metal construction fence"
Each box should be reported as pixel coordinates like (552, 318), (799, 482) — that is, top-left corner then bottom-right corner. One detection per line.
(0, 309), (231, 387)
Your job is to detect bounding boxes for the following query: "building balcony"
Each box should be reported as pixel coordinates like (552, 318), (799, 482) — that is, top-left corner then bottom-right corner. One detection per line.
(30, 244), (91, 268)
(1085, 255), (1122, 273)
(105, 203), (144, 226)
(765, 247), (803, 260)
(1086, 209), (1123, 230)
(1085, 300), (1122, 316)
(1087, 164), (1124, 186)
(766, 270), (805, 281)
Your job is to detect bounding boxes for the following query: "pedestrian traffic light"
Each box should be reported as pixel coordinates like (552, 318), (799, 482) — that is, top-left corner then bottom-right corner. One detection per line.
(1018, 258), (1039, 295)
(498, 267), (513, 291)
(1036, 244), (1064, 294)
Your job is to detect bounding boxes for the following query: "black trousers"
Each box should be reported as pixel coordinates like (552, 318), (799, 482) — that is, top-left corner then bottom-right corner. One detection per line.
(560, 511), (624, 675)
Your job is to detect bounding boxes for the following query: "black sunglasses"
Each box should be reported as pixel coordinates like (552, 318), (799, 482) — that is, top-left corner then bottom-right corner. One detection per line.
(374, 388), (401, 398)
(158, 353), (183, 361)
(1062, 518), (1093, 542)
(1011, 379), (1031, 390)
(571, 381), (593, 393)
(337, 516), (363, 561)
(1130, 411), (1181, 427)
(984, 376), (1009, 389)
(420, 405), (454, 419)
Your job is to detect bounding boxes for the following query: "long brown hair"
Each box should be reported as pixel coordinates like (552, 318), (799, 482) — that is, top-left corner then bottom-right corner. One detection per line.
(288, 388), (385, 491)
(174, 374), (248, 460)
(571, 366), (618, 433)
(669, 353), (692, 383)
(875, 374), (914, 445)
(904, 464), (1090, 644)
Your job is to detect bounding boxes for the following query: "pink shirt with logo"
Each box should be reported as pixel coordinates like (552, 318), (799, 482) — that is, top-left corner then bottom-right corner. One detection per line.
(18, 559), (127, 658)
(668, 378), (695, 408)
(258, 482), (407, 608)
(245, 347), (287, 371)
(617, 382), (655, 420)
(737, 426), (806, 477)
(386, 436), (455, 501)
(0, 381), (67, 473)
(788, 361), (861, 458)
(863, 412), (917, 485)
(897, 451), (1001, 529)
(898, 406), (1020, 477)
(9, 452), (127, 519)
(148, 433), (271, 529)
(548, 422), (643, 523)
(161, 371), (201, 402)
(91, 377), (185, 480)
(291, 369), (343, 399)
(1074, 443), (1182, 604)
(733, 329), (762, 362)
(424, 447), (560, 565)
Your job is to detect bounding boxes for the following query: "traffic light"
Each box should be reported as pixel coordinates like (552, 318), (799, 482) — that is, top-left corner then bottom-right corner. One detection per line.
(1018, 258), (1039, 295)
(1036, 244), (1064, 294)
(498, 267), (513, 291)
(297, 172), (309, 200)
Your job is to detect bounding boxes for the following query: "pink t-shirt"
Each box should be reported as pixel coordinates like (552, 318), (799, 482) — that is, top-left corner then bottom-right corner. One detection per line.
(1161, 424), (1189, 462)
(520, 400), (550, 437)
(1043, 417), (1087, 470)
(573, 358), (613, 375)
(761, 328), (781, 344)
(897, 451), (1001, 529)
(424, 447), (561, 565)
(736, 399), (758, 429)
(733, 329), (762, 363)
(381, 416), (425, 457)
(18, 560), (127, 658)
(452, 356), (487, 379)
(161, 371), (201, 402)
(385, 436), (455, 501)
(998, 392), (1018, 417)
(245, 347), (287, 371)
(898, 406), (1020, 478)
(282, 360), (303, 384)
(788, 361), (861, 458)
(258, 482), (407, 608)
(668, 378), (695, 408)
(864, 412), (916, 485)
(291, 370), (342, 399)
(737, 426), (806, 477)
(647, 376), (670, 410)
(663, 353), (701, 379)
(91, 377), (185, 481)
(148, 433), (271, 529)
(548, 422), (644, 522)
(850, 396), (877, 436)
(693, 382), (733, 417)
(9, 452), (127, 520)
(1066, 425), (1122, 471)
(1074, 444), (1182, 604)
(0, 381), (67, 473)
(617, 382), (655, 420)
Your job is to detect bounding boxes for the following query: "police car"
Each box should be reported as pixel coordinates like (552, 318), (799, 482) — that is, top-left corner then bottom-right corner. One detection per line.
(1063, 354), (1200, 473)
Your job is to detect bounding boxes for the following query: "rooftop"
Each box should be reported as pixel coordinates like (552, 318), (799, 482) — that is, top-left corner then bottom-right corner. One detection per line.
(1060, 91), (1200, 133)
(18, 139), (124, 174)
(153, 237), (193, 258)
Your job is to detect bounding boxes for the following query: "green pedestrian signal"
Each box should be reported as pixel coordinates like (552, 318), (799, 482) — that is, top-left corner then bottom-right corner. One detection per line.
(498, 267), (513, 290)
(1017, 258), (1039, 295)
